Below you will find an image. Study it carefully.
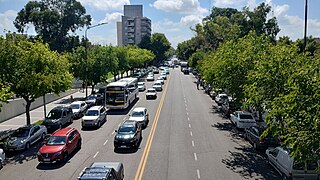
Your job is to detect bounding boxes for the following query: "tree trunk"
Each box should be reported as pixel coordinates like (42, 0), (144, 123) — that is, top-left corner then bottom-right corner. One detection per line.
(24, 98), (32, 125)
(91, 84), (95, 94)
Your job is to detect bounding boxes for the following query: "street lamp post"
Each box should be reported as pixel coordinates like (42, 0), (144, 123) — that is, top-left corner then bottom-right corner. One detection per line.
(84, 22), (108, 98)
(303, 0), (308, 52)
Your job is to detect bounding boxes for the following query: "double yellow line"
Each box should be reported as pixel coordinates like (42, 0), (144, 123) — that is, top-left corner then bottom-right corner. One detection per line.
(134, 74), (170, 180)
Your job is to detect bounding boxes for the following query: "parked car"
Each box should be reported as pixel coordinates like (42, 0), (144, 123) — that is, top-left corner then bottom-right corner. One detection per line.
(43, 105), (74, 130)
(146, 75), (154, 81)
(215, 93), (229, 105)
(182, 68), (189, 75)
(153, 68), (159, 74)
(138, 82), (146, 92)
(244, 126), (280, 150)
(157, 76), (164, 85)
(114, 120), (142, 150)
(146, 88), (157, 99)
(230, 111), (256, 129)
(160, 74), (167, 80)
(266, 147), (319, 180)
(129, 107), (149, 128)
(153, 81), (163, 91)
(78, 162), (124, 180)
(3, 124), (47, 151)
(70, 101), (88, 119)
(82, 106), (107, 128)
(221, 100), (238, 118)
(0, 148), (5, 169)
(85, 94), (98, 107)
(37, 127), (81, 163)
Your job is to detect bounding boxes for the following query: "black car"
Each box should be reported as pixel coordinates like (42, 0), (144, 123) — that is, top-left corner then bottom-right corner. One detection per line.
(244, 126), (280, 150)
(221, 101), (237, 118)
(114, 120), (142, 150)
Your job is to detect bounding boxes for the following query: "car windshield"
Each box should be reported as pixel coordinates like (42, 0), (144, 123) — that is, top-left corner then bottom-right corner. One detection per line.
(47, 110), (62, 119)
(46, 136), (66, 145)
(85, 110), (99, 116)
(118, 125), (135, 134)
(70, 104), (80, 109)
(154, 83), (161, 86)
(132, 111), (144, 117)
(240, 114), (254, 119)
(87, 96), (96, 100)
(12, 128), (30, 137)
(138, 82), (144, 85)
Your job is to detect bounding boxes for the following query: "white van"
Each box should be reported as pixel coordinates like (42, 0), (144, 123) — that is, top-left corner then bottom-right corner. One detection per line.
(266, 147), (319, 180)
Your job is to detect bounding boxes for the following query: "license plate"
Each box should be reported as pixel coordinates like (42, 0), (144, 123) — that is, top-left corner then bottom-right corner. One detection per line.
(43, 158), (50, 162)
(120, 145), (126, 148)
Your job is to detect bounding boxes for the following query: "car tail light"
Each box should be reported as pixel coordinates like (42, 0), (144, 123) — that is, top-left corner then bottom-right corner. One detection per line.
(259, 138), (264, 144)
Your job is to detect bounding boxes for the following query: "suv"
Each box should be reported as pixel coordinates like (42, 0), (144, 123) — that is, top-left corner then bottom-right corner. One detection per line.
(82, 106), (107, 128)
(78, 162), (124, 180)
(114, 120), (142, 150)
(43, 106), (74, 130)
(129, 107), (149, 128)
(37, 127), (81, 163)
(70, 101), (88, 119)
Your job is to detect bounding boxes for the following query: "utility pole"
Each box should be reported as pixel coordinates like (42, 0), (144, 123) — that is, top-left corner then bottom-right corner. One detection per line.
(303, 0), (308, 52)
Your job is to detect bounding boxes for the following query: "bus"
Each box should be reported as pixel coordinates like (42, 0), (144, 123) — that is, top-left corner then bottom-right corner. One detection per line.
(104, 78), (139, 109)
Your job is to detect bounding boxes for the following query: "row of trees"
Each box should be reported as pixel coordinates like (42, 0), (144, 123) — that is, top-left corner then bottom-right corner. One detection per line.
(177, 3), (320, 168)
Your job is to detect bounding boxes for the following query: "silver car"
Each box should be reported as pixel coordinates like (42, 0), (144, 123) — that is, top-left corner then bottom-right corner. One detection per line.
(4, 124), (47, 151)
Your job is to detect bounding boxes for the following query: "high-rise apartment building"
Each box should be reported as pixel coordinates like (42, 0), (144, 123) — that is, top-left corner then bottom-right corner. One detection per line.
(117, 5), (151, 46)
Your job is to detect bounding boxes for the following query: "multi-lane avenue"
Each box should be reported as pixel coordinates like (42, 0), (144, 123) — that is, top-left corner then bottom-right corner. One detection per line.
(0, 68), (281, 180)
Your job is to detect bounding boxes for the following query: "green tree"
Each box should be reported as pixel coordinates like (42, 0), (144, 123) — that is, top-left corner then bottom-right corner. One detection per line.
(114, 46), (130, 78)
(150, 33), (171, 64)
(14, 0), (91, 52)
(127, 46), (155, 73)
(0, 34), (73, 125)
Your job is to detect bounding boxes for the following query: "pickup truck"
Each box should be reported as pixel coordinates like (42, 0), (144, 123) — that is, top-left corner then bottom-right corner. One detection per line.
(78, 162), (124, 180)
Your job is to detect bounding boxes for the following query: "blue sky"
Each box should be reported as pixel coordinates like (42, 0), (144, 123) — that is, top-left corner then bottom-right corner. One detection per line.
(1, 0), (319, 48)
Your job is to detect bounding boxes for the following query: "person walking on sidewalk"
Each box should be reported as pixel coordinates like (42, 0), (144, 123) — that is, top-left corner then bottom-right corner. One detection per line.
(196, 78), (200, 90)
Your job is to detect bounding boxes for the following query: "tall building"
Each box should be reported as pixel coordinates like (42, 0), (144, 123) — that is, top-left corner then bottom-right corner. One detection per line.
(117, 5), (151, 46)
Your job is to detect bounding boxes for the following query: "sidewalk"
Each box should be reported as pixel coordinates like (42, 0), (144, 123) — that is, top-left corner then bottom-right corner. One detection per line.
(0, 88), (92, 132)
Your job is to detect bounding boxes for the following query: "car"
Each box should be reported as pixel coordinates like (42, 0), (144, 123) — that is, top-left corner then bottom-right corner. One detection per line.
(153, 68), (159, 74)
(138, 82), (146, 91)
(43, 105), (74, 130)
(37, 127), (81, 163)
(85, 94), (98, 107)
(3, 124), (47, 151)
(0, 148), (5, 169)
(146, 88), (157, 99)
(70, 101), (88, 119)
(78, 162), (124, 180)
(221, 100), (238, 118)
(82, 106), (107, 128)
(160, 74), (167, 80)
(114, 120), (142, 150)
(157, 76), (164, 85)
(215, 93), (229, 105)
(266, 147), (319, 180)
(182, 68), (189, 75)
(146, 75), (154, 81)
(152, 81), (163, 91)
(129, 107), (149, 128)
(244, 126), (280, 150)
(230, 111), (256, 129)
(164, 68), (169, 74)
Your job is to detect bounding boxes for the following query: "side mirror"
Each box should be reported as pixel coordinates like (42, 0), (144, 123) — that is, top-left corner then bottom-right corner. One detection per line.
(68, 141), (72, 144)
(115, 130), (118, 133)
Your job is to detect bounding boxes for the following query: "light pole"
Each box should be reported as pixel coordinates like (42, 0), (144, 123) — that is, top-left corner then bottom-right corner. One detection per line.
(84, 22), (108, 98)
(303, 0), (308, 52)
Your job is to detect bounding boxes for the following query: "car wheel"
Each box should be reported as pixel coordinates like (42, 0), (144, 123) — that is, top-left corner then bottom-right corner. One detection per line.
(25, 142), (30, 150)
(97, 121), (101, 127)
(69, 117), (73, 123)
(63, 153), (68, 162)
(41, 133), (46, 140)
(0, 161), (3, 169)
(59, 124), (62, 129)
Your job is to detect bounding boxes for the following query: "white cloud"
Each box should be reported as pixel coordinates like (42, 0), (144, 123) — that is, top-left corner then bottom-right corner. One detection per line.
(180, 15), (202, 26)
(79, 0), (130, 11)
(151, 0), (208, 15)
(0, 10), (17, 33)
(153, 19), (182, 33)
(100, 12), (123, 23)
(213, 0), (245, 7)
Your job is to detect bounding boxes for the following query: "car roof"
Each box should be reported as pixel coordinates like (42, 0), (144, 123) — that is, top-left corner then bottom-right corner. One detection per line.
(71, 101), (85, 105)
(52, 127), (76, 136)
(52, 105), (71, 111)
(122, 120), (137, 126)
(138, 82), (145, 84)
(20, 124), (37, 130)
(87, 106), (103, 111)
(147, 88), (156, 91)
(132, 107), (146, 112)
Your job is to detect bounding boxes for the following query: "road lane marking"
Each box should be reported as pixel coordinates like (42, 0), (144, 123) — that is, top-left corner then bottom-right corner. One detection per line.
(197, 169), (201, 179)
(112, 131), (115, 135)
(123, 117), (126, 120)
(119, 123), (121, 126)
(186, 112), (189, 116)
(103, 139), (108, 146)
(135, 74), (170, 180)
(190, 131), (193, 137)
(189, 124), (191, 128)
(194, 153), (198, 161)
(186, 107), (188, 111)
(192, 140), (195, 147)
(187, 117), (190, 121)
(93, 151), (99, 158)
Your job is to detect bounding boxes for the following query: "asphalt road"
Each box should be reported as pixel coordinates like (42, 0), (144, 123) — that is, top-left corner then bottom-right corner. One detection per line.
(0, 68), (281, 180)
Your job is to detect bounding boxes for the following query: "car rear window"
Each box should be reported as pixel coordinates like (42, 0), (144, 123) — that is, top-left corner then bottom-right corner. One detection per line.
(240, 114), (254, 119)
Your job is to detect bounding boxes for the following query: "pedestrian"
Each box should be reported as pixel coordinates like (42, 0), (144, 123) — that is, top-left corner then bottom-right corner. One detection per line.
(196, 79), (200, 90)
(82, 82), (85, 93)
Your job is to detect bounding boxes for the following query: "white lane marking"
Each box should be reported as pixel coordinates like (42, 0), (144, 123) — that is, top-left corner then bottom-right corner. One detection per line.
(194, 153), (198, 161)
(190, 131), (193, 137)
(187, 117), (190, 121)
(186, 112), (189, 116)
(103, 139), (108, 146)
(123, 117), (126, 120)
(186, 107), (188, 111)
(93, 151), (99, 158)
(197, 169), (201, 179)
(112, 131), (115, 135)
(192, 140), (195, 147)
(189, 124), (191, 128)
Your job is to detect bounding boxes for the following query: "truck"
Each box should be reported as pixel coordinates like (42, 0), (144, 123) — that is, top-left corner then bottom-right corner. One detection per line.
(78, 162), (124, 180)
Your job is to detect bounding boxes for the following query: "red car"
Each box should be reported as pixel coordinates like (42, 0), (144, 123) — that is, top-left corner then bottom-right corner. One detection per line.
(37, 127), (81, 163)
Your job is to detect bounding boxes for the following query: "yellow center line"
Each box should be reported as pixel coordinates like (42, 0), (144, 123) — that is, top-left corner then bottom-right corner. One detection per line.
(134, 74), (171, 180)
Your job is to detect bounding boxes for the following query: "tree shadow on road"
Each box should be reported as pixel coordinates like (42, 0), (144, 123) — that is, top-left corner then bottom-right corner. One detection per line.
(4, 141), (42, 165)
(221, 145), (281, 179)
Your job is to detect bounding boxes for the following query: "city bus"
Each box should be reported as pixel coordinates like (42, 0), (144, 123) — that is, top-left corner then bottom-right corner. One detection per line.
(105, 78), (139, 109)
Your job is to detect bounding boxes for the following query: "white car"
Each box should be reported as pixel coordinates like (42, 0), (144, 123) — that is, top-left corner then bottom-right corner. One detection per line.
(82, 106), (107, 128)
(129, 107), (149, 128)
(146, 88), (157, 99)
(138, 82), (146, 91)
(0, 148), (5, 169)
(215, 93), (228, 105)
(157, 77), (164, 85)
(230, 111), (256, 129)
(146, 75), (154, 81)
(153, 81), (163, 91)
(70, 101), (88, 118)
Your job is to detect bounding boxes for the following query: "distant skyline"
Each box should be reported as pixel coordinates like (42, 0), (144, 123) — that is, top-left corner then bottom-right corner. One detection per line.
(1, 0), (319, 48)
